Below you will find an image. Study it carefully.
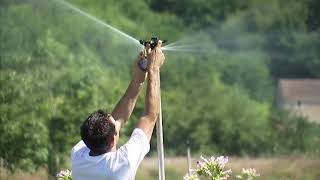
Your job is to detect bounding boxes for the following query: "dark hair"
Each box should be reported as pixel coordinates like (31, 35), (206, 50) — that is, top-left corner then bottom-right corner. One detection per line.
(80, 109), (116, 151)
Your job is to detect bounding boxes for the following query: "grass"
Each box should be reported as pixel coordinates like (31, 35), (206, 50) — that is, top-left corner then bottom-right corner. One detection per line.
(1, 156), (319, 179)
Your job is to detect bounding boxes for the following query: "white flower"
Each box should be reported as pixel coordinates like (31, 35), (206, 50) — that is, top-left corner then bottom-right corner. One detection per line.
(184, 173), (200, 180)
(57, 169), (72, 180)
(187, 155), (260, 180)
(216, 156), (228, 168)
(236, 168), (260, 179)
(195, 155), (232, 180)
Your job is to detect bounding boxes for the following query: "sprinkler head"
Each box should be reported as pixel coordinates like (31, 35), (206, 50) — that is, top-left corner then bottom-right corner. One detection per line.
(138, 37), (167, 71)
(139, 37), (167, 49)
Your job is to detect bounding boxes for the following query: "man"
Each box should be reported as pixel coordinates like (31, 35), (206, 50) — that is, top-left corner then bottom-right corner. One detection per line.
(71, 41), (165, 180)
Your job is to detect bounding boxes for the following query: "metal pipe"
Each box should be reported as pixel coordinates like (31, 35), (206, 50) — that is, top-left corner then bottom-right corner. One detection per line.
(157, 74), (165, 180)
(187, 146), (191, 175)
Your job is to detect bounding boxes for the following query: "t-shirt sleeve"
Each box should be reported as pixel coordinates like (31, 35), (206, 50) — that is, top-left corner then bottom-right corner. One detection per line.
(118, 128), (150, 171)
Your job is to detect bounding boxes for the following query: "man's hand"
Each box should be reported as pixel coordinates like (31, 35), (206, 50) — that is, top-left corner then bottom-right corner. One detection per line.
(147, 41), (165, 71)
(133, 51), (147, 83)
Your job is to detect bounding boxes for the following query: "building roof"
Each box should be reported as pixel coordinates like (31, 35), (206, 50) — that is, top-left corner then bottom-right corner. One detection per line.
(278, 79), (320, 123)
(278, 79), (320, 105)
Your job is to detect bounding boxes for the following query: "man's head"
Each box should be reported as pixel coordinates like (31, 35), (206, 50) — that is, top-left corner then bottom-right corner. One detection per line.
(80, 109), (117, 152)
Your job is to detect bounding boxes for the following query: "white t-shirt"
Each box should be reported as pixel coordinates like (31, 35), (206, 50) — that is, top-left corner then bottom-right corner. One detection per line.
(71, 128), (150, 180)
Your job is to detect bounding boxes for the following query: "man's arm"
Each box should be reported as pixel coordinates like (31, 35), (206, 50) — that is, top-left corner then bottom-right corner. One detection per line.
(136, 42), (165, 141)
(111, 52), (147, 128)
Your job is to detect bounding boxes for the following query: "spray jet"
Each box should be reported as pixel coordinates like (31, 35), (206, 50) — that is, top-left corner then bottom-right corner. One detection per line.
(138, 37), (167, 71)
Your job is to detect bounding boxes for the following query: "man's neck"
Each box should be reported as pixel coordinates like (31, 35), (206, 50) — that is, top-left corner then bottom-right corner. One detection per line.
(110, 145), (117, 152)
(89, 149), (107, 156)
(89, 146), (116, 156)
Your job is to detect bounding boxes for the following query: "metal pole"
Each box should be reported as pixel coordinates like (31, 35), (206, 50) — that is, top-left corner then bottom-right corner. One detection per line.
(186, 140), (191, 175)
(187, 146), (191, 175)
(157, 74), (165, 180)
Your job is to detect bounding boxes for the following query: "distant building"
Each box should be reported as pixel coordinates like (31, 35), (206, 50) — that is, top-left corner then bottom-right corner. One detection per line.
(278, 79), (320, 123)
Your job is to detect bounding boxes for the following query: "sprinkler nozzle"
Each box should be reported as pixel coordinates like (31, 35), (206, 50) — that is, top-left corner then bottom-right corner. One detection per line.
(139, 37), (167, 49)
(138, 37), (167, 71)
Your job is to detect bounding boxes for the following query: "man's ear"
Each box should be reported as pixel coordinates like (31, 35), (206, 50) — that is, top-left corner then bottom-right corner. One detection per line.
(108, 136), (115, 149)
(115, 120), (122, 130)
(113, 134), (117, 143)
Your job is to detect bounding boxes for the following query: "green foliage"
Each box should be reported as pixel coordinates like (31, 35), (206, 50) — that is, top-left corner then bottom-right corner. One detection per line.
(270, 110), (320, 154)
(1, 0), (319, 174)
(149, 0), (255, 28)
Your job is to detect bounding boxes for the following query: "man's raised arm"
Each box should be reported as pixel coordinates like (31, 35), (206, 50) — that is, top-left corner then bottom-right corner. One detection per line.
(111, 52), (147, 128)
(136, 42), (165, 141)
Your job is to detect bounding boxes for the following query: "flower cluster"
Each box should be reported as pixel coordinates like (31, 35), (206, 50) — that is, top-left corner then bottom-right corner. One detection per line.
(184, 156), (260, 180)
(184, 172), (200, 180)
(236, 168), (260, 180)
(184, 156), (232, 180)
(57, 169), (72, 180)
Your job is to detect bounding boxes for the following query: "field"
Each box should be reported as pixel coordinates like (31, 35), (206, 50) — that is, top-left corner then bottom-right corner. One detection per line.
(136, 156), (320, 180)
(1, 156), (319, 180)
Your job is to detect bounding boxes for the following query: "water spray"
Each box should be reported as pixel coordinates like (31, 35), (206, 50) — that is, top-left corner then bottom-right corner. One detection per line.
(56, 0), (142, 46)
(138, 37), (167, 71)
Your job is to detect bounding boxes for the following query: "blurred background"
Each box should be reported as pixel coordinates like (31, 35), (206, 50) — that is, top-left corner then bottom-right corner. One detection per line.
(0, 0), (319, 179)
